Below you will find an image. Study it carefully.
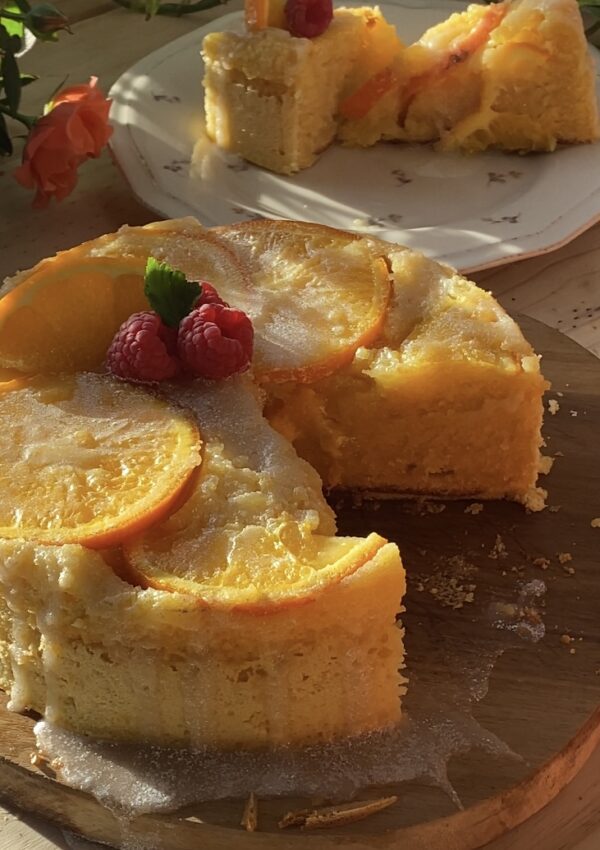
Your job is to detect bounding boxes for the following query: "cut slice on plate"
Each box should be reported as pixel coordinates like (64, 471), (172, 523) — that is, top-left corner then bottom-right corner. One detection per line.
(341, 0), (600, 152)
(213, 220), (392, 382)
(0, 373), (202, 547)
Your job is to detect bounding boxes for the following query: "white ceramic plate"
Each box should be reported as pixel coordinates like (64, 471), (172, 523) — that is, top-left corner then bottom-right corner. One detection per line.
(109, 1), (600, 272)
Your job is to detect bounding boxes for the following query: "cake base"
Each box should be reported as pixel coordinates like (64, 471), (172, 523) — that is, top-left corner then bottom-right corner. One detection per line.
(0, 316), (599, 848)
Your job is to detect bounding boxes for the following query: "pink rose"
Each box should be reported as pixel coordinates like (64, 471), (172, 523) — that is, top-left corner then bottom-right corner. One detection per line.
(14, 77), (113, 208)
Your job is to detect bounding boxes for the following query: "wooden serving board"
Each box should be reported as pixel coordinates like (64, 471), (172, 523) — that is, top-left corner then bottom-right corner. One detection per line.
(0, 317), (599, 850)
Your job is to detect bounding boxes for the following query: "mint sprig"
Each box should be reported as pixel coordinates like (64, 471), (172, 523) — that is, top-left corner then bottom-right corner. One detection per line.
(144, 257), (201, 327)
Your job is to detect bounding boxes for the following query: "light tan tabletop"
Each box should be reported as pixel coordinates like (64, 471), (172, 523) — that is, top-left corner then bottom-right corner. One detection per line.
(0, 2), (599, 848)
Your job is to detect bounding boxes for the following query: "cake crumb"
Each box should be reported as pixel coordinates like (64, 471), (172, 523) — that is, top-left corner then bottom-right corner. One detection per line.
(279, 796), (398, 830)
(447, 554), (477, 574)
(548, 505), (561, 513)
(548, 399), (560, 415)
(427, 577), (476, 609)
(556, 391), (564, 397)
(420, 500), (446, 515)
(414, 556), (477, 609)
(539, 455), (554, 474)
(488, 534), (507, 560)
(523, 606), (542, 626)
(570, 647), (577, 655)
(591, 518), (600, 528)
(560, 633), (574, 645)
(30, 752), (49, 769)
(570, 410), (578, 417)
(554, 450), (564, 457)
(241, 792), (258, 832)
(351, 492), (364, 509)
(464, 502), (484, 515)
(557, 552), (572, 564)
(532, 557), (550, 570)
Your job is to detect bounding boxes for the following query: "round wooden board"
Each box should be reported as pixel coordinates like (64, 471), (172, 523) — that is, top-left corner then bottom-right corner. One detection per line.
(0, 316), (599, 850)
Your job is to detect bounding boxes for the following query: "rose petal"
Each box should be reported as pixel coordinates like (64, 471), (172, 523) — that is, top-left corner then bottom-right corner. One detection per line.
(14, 77), (112, 207)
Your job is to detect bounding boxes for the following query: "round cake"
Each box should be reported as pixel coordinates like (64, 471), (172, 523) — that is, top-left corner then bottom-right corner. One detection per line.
(0, 218), (547, 750)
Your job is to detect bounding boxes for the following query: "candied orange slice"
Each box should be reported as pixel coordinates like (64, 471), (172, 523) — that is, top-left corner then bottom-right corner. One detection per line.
(213, 221), (392, 383)
(339, 66), (400, 121)
(0, 373), (201, 548)
(399, 3), (508, 123)
(267, 0), (286, 28)
(126, 518), (388, 610)
(245, 0), (269, 31)
(0, 223), (247, 375)
(0, 256), (147, 374)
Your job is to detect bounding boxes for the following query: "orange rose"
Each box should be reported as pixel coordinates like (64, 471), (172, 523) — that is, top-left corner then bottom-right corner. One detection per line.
(14, 77), (113, 209)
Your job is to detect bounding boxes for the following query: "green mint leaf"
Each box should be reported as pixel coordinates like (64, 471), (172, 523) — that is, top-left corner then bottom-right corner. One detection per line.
(144, 257), (201, 327)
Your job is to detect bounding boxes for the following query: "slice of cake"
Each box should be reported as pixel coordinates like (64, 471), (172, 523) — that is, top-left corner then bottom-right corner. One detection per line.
(203, 0), (599, 172)
(342, 0), (600, 152)
(0, 376), (405, 748)
(202, 6), (403, 173)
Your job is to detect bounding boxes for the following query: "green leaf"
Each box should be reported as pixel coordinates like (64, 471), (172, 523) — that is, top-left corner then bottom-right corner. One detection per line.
(0, 7), (25, 40)
(144, 258), (201, 327)
(0, 22), (21, 53)
(11, 0), (32, 13)
(156, 0), (225, 15)
(19, 72), (37, 86)
(0, 111), (12, 155)
(1, 40), (20, 112)
(144, 0), (161, 16)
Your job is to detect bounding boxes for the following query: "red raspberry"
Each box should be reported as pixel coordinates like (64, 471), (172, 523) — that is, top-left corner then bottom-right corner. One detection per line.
(198, 281), (229, 308)
(284, 0), (333, 38)
(106, 312), (180, 383)
(178, 303), (254, 380)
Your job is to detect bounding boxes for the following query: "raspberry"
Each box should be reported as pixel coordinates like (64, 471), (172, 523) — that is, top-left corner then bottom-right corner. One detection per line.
(106, 311), (180, 383)
(284, 0), (333, 38)
(178, 303), (254, 380)
(197, 281), (229, 308)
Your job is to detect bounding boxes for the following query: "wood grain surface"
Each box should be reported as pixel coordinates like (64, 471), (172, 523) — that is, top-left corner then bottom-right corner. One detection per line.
(0, 2), (599, 848)
(0, 317), (598, 850)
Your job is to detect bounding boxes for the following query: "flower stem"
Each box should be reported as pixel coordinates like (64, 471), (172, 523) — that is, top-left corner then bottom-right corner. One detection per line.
(155, 0), (226, 15)
(585, 18), (600, 38)
(0, 104), (36, 130)
(111, 0), (226, 15)
(0, 9), (25, 21)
